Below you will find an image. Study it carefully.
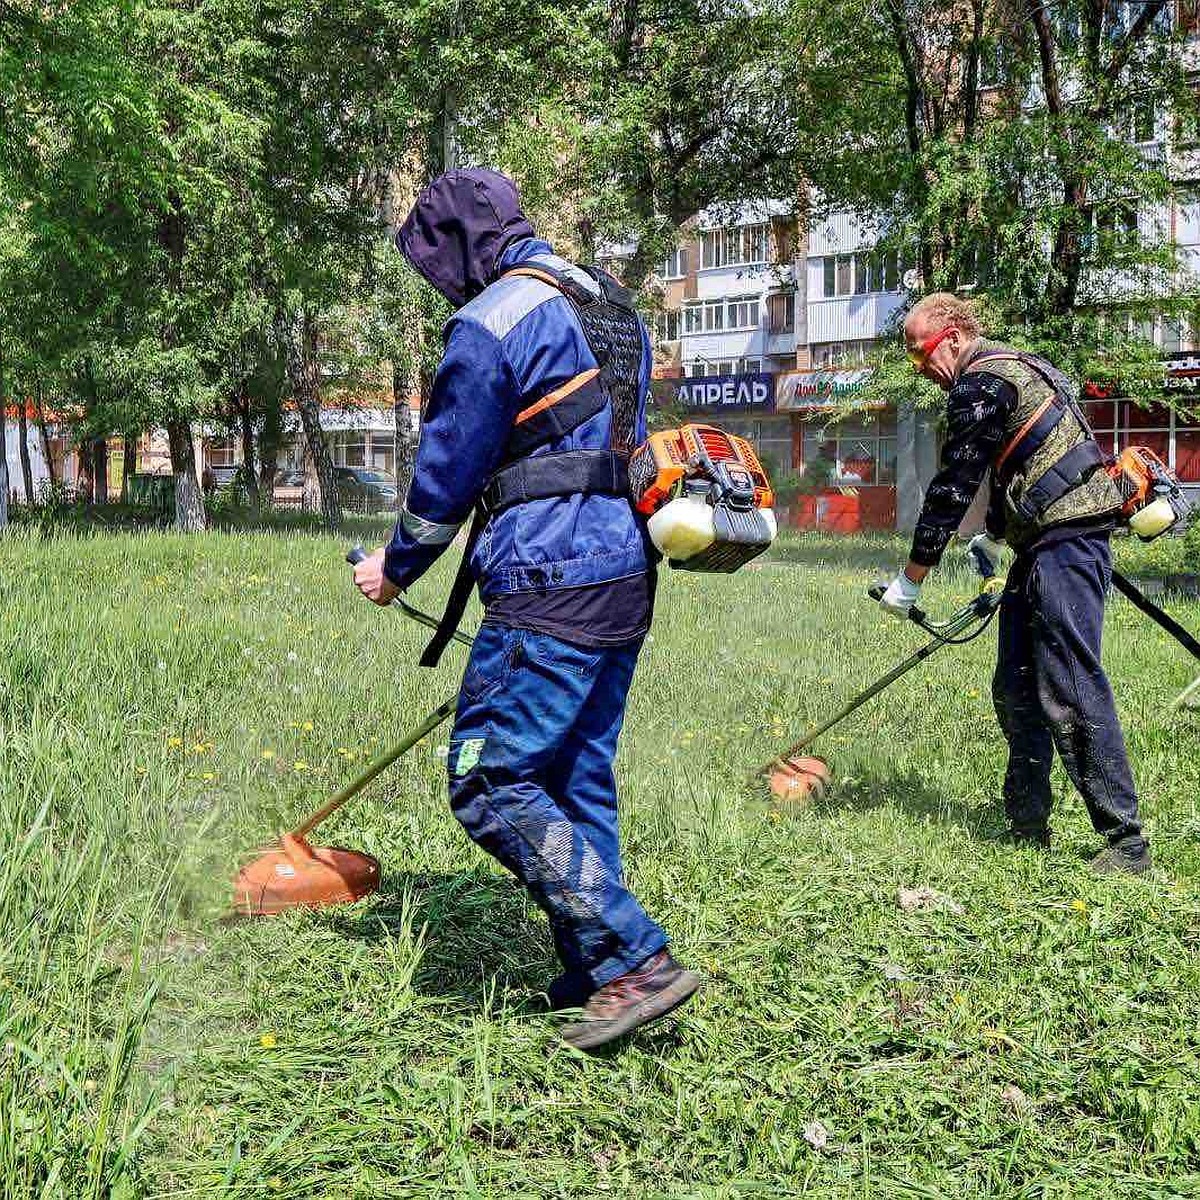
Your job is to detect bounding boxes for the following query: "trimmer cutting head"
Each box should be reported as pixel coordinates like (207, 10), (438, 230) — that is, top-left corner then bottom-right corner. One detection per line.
(768, 756), (832, 804)
(233, 833), (380, 916)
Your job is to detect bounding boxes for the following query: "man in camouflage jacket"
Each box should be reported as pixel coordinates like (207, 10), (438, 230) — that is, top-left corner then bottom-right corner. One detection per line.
(879, 293), (1148, 875)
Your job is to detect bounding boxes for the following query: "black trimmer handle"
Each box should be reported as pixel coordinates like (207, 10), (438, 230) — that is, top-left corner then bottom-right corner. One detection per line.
(867, 582), (926, 627)
(346, 545), (368, 566)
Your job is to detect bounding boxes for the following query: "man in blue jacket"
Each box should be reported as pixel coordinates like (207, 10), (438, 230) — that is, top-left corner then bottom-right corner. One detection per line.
(353, 169), (700, 1048)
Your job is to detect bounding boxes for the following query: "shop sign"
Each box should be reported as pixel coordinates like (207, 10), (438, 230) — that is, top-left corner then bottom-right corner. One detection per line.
(671, 373), (776, 412)
(1165, 353), (1200, 393)
(775, 368), (876, 411)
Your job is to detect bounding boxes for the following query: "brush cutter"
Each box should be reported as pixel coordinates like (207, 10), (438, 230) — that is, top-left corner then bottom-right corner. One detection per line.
(231, 548), (473, 917)
(757, 576), (1005, 803)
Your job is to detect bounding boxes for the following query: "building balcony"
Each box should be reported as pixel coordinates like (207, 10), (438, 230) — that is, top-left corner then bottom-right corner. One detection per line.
(807, 292), (906, 344)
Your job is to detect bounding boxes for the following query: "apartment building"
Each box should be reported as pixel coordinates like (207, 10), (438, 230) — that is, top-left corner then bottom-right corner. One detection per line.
(648, 168), (1200, 532)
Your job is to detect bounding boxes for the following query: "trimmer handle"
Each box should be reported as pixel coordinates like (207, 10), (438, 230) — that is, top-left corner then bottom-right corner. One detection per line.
(346, 545), (368, 566)
(867, 583), (926, 627)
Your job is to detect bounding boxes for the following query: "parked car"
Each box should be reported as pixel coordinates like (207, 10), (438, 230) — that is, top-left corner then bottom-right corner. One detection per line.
(334, 467), (398, 513)
(272, 469), (307, 509)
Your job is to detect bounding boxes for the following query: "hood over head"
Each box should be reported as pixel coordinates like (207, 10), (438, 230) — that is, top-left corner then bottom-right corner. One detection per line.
(396, 169), (536, 308)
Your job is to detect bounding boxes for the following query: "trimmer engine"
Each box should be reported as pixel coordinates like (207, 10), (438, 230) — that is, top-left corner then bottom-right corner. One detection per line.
(1108, 446), (1192, 541)
(628, 424), (777, 571)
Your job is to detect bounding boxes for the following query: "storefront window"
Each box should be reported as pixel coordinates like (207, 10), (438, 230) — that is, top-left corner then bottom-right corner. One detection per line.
(1087, 397), (1200, 483)
(800, 413), (896, 485)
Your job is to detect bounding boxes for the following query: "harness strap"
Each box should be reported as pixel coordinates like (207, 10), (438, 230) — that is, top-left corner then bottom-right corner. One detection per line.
(1111, 569), (1200, 663)
(1012, 440), (1106, 523)
(481, 450), (629, 516)
(419, 509), (484, 668)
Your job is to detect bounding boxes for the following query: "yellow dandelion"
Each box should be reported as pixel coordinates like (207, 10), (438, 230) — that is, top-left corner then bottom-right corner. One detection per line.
(189, 743), (209, 755)
(952, 993), (966, 1005)
(301, 721), (313, 732)
(259, 1033), (277, 1048)
(201, 772), (215, 782)
(167, 737), (183, 749)
(1071, 899), (1088, 914)
(261, 749), (276, 760)
(293, 761), (309, 772)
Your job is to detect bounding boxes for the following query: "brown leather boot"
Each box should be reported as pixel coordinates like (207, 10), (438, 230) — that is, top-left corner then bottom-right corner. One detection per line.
(560, 950), (701, 1050)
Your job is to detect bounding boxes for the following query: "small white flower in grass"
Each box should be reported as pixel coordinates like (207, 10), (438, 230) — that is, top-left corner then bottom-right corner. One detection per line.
(435, 745), (449, 758)
(286, 651), (297, 662)
(880, 962), (906, 981)
(242, 647), (253, 657)
(157, 660), (167, 672)
(803, 1120), (829, 1151)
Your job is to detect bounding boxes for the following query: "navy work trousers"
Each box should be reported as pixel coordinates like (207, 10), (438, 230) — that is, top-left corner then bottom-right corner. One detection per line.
(993, 529), (1144, 849)
(446, 622), (667, 989)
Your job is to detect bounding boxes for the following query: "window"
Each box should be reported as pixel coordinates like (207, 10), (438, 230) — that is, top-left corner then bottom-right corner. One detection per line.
(206, 439), (237, 467)
(727, 295), (759, 329)
(811, 340), (877, 367)
(821, 251), (905, 297)
(700, 223), (769, 269)
(1087, 398), (1200, 483)
(657, 310), (681, 341)
(884, 250), (900, 291)
(683, 303), (702, 334)
(331, 432), (367, 468)
(1135, 101), (1156, 145)
(800, 413), (898, 485)
(702, 299), (725, 331)
(1087, 202), (1139, 251)
(743, 358), (763, 374)
(767, 291), (795, 334)
(661, 248), (689, 279)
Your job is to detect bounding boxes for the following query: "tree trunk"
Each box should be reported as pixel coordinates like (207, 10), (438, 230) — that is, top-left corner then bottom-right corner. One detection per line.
(121, 437), (137, 503)
(0, 342), (9, 530)
(167, 419), (206, 531)
(281, 309), (340, 531)
(91, 437), (109, 504)
(34, 379), (56, 486)
(17, 400), (34, 503)
(393, 356), (418, 508)
(239, 391), (262, 516)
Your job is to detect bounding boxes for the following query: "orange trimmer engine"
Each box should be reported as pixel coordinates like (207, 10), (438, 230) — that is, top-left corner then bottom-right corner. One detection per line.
(1107, 445), (1192, 541)
(628, 424), (777, 571)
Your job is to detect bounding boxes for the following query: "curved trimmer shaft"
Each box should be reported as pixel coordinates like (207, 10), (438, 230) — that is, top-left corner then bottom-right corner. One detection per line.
(754, 580), (1003, 782)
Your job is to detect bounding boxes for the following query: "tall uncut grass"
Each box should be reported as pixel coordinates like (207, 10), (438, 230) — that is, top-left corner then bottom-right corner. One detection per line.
(1, 527), (1199, 1197)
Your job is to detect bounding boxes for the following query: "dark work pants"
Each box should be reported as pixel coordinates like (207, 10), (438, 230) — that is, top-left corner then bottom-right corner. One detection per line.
(993, 529), (1145, 849)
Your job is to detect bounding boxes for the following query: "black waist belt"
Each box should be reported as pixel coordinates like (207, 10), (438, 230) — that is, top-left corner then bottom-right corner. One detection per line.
(480, 450), (629, 515)
(420, 450), (630, 668)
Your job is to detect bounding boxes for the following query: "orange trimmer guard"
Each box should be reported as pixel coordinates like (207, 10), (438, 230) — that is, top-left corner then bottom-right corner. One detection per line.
(233, 832), (380, 916)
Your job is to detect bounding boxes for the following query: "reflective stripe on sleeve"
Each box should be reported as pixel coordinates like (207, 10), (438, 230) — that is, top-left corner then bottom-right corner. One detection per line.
(400, 507), (462, 546)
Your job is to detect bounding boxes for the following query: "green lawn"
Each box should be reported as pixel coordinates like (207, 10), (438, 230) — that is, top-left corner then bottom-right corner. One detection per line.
(2, 529), (1199, 1198)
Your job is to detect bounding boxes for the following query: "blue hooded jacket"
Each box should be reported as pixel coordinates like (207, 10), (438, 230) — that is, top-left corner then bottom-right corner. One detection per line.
(384, 170), (653, 603)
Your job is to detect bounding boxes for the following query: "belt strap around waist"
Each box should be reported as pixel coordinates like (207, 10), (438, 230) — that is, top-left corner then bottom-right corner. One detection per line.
(480, 450), (630, 515)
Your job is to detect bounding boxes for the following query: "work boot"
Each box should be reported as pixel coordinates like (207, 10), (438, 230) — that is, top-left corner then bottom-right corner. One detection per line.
(1091, 839), (1151, 876)
(560, 950), (701, 1051)
(1007, 826), (1051, 849)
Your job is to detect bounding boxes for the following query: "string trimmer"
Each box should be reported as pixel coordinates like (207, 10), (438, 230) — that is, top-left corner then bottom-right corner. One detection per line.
(756, 575), (1005, 803)
(232, 548), (472, 916)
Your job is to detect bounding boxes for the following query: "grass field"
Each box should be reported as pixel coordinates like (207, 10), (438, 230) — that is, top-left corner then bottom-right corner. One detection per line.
(2, 527), (1200, 1198)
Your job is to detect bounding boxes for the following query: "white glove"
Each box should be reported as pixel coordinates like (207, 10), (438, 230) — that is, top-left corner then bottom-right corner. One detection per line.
(880, 572), (921, 618)
(965, 533), (1005, 579)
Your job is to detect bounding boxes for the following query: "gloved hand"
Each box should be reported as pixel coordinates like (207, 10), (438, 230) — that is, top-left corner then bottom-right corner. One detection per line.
(965, 533), (1005, 579)
(880, 571), (921, 619)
